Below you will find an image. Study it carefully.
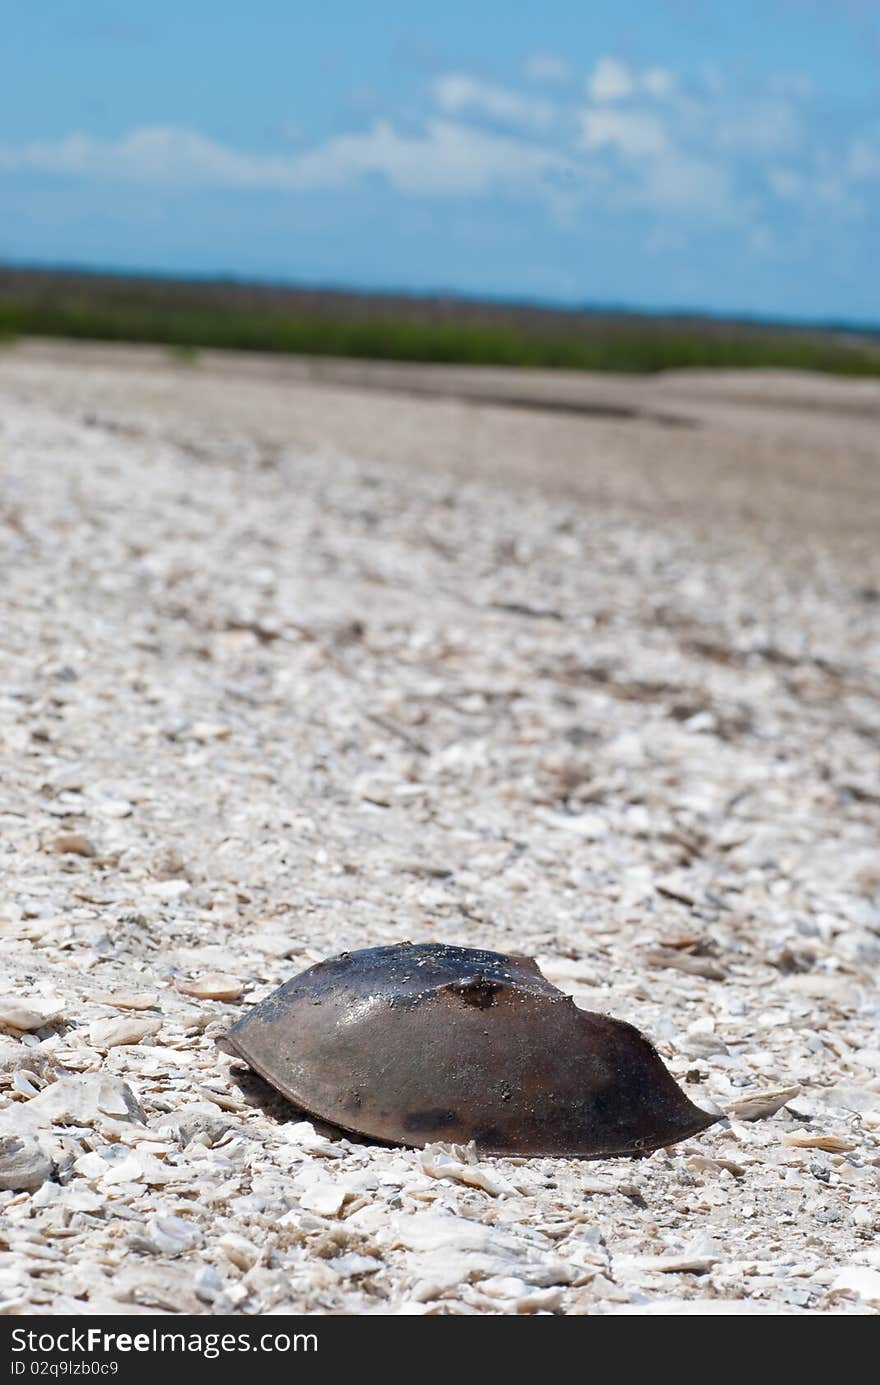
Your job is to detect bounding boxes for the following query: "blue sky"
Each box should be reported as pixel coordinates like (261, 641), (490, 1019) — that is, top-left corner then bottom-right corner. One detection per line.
(2, 1), (879, 322)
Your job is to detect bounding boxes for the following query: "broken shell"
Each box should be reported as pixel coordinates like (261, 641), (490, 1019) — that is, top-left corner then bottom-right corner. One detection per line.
(221, 943), (718, 1158)
(145, 1214), (203, 1255)
(781, 1131), (857, 1153)
(177, 974), (243, 1002)
(0, 995), (65, 1031)
(4, 1074), (145, 1132)
(726, 1085), (801, 1122)
(89, 1016), (162, 1050)
(91, 990), (160, 1011)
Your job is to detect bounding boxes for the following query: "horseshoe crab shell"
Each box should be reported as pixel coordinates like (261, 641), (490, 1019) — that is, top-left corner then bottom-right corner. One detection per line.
(221, 942), (717, 1158)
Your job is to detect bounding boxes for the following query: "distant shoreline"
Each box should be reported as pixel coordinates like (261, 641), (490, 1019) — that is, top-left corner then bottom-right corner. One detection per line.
(3, 263), (879, 377)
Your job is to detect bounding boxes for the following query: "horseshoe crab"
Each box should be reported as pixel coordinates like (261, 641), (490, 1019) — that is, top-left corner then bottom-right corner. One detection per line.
(221, 942), (717, 1158)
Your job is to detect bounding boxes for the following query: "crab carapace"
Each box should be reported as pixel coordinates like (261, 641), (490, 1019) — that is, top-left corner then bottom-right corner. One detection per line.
(220, 942), (718, 1158)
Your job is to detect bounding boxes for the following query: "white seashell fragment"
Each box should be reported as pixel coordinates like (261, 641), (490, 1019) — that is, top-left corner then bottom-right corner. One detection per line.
(420, 1142), (519, 1196)
(651, 1252), (720, 1276)
(329, 1254), (380, 1278)
(88, 1017), (161, 1050)
(194, 1266), (226, 1304)
(191, 721), (232, 742)
(145, 880), (191, 899)
(298, 1182), (347, 1216)
(95, 798), (133, 818)
(145, 1214), (202, 1255)
(282, 1121), (343, 1157)
(831, 1266), (880, 1305)
(781, 1131), (857, 1153)
(90, 991), (160, 1011)
(4, 1074), (144, 1132)
(176, 974), (243, 1002)
(101, 1149), (178, 1187)
(0, 996), (65, 1031)
(0, 1135), (53, 1192)
(12, 1072), (42, 1097)
(218, 1233), (260, 1270)
(725, 1085), (801, 1121)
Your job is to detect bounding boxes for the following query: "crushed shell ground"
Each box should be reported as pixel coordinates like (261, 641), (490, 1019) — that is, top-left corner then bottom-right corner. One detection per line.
(0, 340), (879, 1315)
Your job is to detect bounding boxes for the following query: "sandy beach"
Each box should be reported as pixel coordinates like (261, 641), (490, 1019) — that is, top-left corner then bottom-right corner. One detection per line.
(1, 338), (878, 1315)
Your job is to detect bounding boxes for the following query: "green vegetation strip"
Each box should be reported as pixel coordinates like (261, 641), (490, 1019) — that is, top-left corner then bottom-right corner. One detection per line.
(2, 296), (878, 377)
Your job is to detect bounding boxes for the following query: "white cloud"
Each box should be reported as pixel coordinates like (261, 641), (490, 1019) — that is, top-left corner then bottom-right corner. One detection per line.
(748, 225), (777, 257)
(642, 150), (732, 215)
(579, 107), (733, 218)
(580, 108), (670, 158)
(0, 127), (295, 187)
(642, 67), (676, 99)
(587, 58), (675, 104)
(766, 159), (860, 216)
(701, 64), (725, 97)
(717, 100), (800, 156)
(1, 58), (870, 238)
(305, 119), (569, 195)
(849, 136), (880, 180)
(769, 73), (813, 100)
(526, 53), (572, 85)
(432, 73), (555, 132)
(0, 120), (569, 199)
(768, 166), (804, 199)
(587, 57), (634, 103)
(645, 226), (687, 255)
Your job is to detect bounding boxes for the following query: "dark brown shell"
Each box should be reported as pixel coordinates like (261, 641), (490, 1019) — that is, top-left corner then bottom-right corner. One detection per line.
(221, 942), (717, 1158)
